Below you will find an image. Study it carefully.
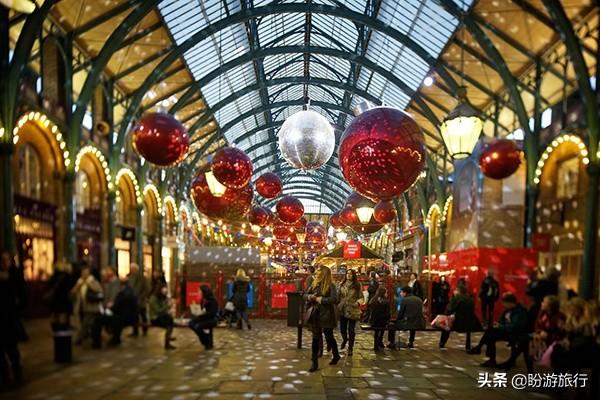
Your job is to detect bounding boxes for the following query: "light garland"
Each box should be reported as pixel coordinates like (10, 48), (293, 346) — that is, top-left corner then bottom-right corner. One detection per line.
(14, 112), (71, 168)
(441, 195), (453, 224)
(534, 134), (589, 185)
(179, 203), (191, 228)
(143, 184), (162, 215)
(115, 167), (142, 204)
(75, 145), (111, 189)
(425, 204), (441, 228)
(163, 195), (178, 218)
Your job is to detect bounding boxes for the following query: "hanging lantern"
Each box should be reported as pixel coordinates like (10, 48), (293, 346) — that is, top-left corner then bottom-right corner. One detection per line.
(345, 192), (375, 225)
(479, 139), (522, 180)
(255, 172), (283, 199)
(276, 195), (304, 224)
(205, 170), (227, 197)
(373, 201), (396, 224)
(211, 147), (253, 189)
(278, 110), (335, 170)
(339, 107), (425, 201)
(248, 206), (273, 227)
(190, 173), (252, 220)
(335, 230), (348, 242)
(296, 231), (307, 244)
(352, 216), (384, 235)
(440, 87), (483, 159)
(131, 112), (189, 167)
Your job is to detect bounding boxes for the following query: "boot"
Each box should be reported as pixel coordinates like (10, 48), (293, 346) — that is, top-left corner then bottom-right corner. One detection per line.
(309, 348), (319, 372)
(329, 340), (341, 365)
(164, 328), (176, 350)
(340, 331), (347, 350)
(347, 331), (355, 356)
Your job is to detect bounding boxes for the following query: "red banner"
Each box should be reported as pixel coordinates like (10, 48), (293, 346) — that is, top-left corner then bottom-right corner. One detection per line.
(186, 281), (211, 306)
(271, 283), (297, 309)
(343, 240), (361, 259)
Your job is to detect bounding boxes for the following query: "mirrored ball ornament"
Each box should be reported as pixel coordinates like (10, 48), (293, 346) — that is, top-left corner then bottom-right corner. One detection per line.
(339, 107), (426, 200)
(131, 112), (189, 167)
(278, 110), (335, 170)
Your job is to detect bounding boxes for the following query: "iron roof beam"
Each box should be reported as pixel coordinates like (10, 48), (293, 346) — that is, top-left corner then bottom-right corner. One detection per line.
(110, 46), (173, 82)
(71, 0), (145, 37)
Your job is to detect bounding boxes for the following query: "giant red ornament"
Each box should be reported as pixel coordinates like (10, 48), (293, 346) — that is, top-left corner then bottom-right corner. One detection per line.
(294, 216), (308, 230)
(276, 195), (304, 224)
(340, 206), (359, 227)
(211, 147), (253, 188)
(329, 211), (344, 229)
(131, 112), (189, 167)
(479, 139), (522, 180)
(255, 172), (283, 199)
(248, 206), (273, 227)
(191, 173), (252, 220)
(373, 201), (396, 224)
(273, 219), (295, 240)
(339, 107), (426, 200)
(306, 221), (326, 236)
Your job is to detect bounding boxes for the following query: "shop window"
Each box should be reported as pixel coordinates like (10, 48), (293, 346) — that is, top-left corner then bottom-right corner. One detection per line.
(556, 157), (579, 199)
(17, 144), (42, 200)
(75, 170), (92, 213)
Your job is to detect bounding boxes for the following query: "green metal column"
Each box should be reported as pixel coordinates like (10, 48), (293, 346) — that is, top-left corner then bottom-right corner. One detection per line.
(135, 203), (143, 265)
(439, 222), (447, 253)
(581, 166), (599, 299)
(0, 143), (14, 253)
(107, 190), (116, 267)
(64, 170), (76, 262)
(156, 215), (164, 273)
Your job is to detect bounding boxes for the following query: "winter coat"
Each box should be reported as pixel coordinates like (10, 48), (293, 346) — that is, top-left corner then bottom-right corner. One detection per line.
(72, 275), (104, 314)
(129, 272), (151, 303)
(148, 293), (170, 321)
(0, 268), (21, 342)
(409, 279), (424, 299)
(479, 276), (500, 302)
(395, 294), (425, 330)
(232, 278), (250, 311)
(338, 281), (362, 321)
(446, 293), (481, 332)
(304, 284), (339, 329)
(191, 296), (219, 330)
(112, 285), (139, 327)
(369, 297), (390, 328)
(45, 270), (75, 314)
(103, 278), (120, 305)
(497, 303), (528, 339)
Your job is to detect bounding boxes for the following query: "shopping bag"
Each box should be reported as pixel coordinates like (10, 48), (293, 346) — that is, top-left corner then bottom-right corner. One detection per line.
(537, 341), (556, 368)
(431, 314), (455, 331)
(224, 301), (235, 312)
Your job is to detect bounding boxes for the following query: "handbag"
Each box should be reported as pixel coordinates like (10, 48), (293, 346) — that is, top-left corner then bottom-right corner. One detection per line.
(303, 305), (317, 326)
(224, 301), (235, 312)
(86, 287), (104, 303)
(431, 314), (455, 331)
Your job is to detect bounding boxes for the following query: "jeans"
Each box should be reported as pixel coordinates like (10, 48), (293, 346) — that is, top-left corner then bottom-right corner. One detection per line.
(236, 309), (250, 328)
(374, 330), (385, 349)
(339, 317), (356, 342)
(82, 312), (102, 348)
(475, 327), (511, 362)
(481, 301), (495, 326)
(311, 328), (339, 366)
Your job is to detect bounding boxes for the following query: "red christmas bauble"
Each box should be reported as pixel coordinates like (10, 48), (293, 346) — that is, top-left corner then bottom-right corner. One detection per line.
(276, 195), (304, 224)
(306, 232), (326, 250)
(329, 211), (344, 229)
(211, 147), (253, 189)
(273, 221), (295, 240)
(340, 206), (359, 227)
(131, 112), (189, 167)
(345, 192), (375, 209)
(339, 107), (426, 200)
(306, 221), (326, 236)
(255, 172), (283, 199)
(373, 201), (396, 224)
(191, 173), (252, 220)
(479, 139), (522, 180)
(248, 206), (272, 227)
(294, 216), (308, 230)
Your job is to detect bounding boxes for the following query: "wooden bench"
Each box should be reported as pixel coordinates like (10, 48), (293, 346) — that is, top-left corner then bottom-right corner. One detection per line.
(360, 322), (482, 349)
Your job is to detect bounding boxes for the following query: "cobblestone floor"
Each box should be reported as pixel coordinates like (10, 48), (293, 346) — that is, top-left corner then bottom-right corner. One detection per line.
(1, 319), (561, 400)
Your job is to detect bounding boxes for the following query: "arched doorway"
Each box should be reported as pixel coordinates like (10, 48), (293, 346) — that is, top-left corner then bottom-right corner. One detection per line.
(74, 145), (109, 274)
(12, 112), (66, 282)
(143, 184), (161, 277)
(162, 196), (177, 289)
(115, 168), (140, 278)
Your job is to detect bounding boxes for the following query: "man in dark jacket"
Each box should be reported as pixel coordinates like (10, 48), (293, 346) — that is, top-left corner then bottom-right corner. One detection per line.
(467, 292), (528, 367)
(479, 271), (500, 327)
(128, 263), (150, 336)
(0, 251), (23, 384)
(388, 286), (425, 348)
(108, 278), (139, 346)
(439, 285), (481, 350)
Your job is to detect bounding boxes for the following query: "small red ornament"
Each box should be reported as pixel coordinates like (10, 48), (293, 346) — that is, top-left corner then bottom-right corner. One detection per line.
(339, 107), (425, 200)
(131, 112), (189, 167)
(294, 216), (308, 230)
(255, 172), (283, 199)
(211, 147), (253, 189)
(479, 139), (522, 180)
(191, 173), (252, 220)
(276, 195), (304, 224)
(340, 206), (359, 227)
(373, 201), (396, 224)
(329, 211), (344, 229)
(248, 206), (273, 227)
(273, 219), (295, 240)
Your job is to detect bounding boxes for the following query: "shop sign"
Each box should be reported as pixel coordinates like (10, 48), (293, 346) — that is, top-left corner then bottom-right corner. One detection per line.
(186, 281), (211, 306)
(343, 240), (361, 259)
(13, 194), (56, 223)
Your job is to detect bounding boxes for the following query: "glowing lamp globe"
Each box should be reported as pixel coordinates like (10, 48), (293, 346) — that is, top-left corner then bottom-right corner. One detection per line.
(276, 195), (304, 224)
(255, 172), (282, 199)
(479, 139), (522, 180)
(191, 173), (252, 220)
(248, 206), (273, 227)
(131, 112), (189, 167)
(339, 107), (425, 200)
(278, 110), (335, 170)
(373, 201), (396, 224)
(346, 192), (375, 225)
(211, 147), (253, 189)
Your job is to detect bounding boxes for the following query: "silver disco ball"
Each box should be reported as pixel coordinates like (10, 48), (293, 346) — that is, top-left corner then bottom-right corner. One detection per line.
(278, 110), (335, 170)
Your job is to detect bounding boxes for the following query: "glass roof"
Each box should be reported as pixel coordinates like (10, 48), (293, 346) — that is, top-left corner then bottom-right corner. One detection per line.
(158, 0), (472, 210)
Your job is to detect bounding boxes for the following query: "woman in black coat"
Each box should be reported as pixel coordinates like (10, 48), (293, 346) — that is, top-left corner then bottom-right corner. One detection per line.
(304, 265), (340, 372)
(45, 261), (76, 330)
(439, 285), (481, 350)
(232, 269), (251, 330)
(190, 285), (218, 350)
(369, 286), (390, 351)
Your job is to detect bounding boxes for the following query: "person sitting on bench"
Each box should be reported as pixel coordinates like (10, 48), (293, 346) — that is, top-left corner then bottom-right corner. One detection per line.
(369, 286), (390, 351)
(388, 286), (425, 348)
(467, 292), (528, 368)
(439, 285), (481, 350)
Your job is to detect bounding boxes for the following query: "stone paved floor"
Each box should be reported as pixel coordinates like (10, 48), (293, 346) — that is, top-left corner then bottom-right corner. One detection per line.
(1, 319), (562, 400)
